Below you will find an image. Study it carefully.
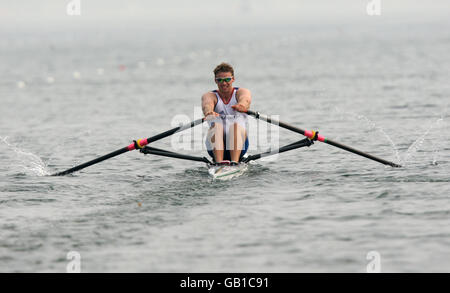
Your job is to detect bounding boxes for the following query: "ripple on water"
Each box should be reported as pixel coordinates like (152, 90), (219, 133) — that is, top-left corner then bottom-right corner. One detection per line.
(0, 183), (55, 193)
(375, 191), (389, 199)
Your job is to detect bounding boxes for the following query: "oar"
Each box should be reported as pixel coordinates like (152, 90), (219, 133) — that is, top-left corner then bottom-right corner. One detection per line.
(52, 118), (205, 176)
(246, 110), (401, 168)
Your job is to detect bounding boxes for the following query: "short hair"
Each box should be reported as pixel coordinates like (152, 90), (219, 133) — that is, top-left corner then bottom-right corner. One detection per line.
(213, 62), (234, 77)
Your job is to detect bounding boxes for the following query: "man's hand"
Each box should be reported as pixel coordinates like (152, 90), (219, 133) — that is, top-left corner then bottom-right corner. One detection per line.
(231, 104), (247, 113)
(205, 111), (220, 120)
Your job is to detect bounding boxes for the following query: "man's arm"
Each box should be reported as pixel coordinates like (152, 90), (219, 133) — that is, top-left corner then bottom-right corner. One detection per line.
(201, 92), (217, 116)
(232, 88), (252, 112)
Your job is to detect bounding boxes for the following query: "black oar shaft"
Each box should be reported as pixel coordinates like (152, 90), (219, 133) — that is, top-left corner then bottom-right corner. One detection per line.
(243, 138), (312, 163)
(141, 147), (212, 164)
(324, 138), (401, 167)
(52, 147), (129, 176)
(247, 110), (401, 168)
(52, 117), (205, 176)
(148, 118), (205, 142)
(248, 111), (306, 136)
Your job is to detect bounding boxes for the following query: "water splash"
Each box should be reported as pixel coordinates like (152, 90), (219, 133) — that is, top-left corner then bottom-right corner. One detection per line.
(334, 107), (401, 163)
(334, 107), (446, 167)
(429, 117), (444, 166)
(400, 116), (444, 166)
(0, 136), (51, 176)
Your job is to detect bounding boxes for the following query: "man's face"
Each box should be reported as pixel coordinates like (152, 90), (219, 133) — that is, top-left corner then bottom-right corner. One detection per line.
(215, 71), (234, 92)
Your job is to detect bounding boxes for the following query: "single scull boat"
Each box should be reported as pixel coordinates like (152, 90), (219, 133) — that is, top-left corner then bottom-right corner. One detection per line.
(51, 110), (401, 179)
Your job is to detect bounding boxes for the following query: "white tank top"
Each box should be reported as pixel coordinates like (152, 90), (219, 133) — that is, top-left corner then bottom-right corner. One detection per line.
(206, 87), (249, 150)
(213, 87), (239, 115)
(210, 87), (248, 132)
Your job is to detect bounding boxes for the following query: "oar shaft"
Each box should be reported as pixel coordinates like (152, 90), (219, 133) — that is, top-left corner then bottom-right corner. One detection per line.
(52, 117), (205, 176)
(247, 110), (401, 168)
(52, 147), (129, 176)
(324, 138), (401, 167)
(247, 110), (309, 136)
(141, 147), (212, 164)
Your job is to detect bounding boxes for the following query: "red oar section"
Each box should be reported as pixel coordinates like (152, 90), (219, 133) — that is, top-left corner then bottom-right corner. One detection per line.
(52, 118), (205, 176)
(246, 110), (401, 168)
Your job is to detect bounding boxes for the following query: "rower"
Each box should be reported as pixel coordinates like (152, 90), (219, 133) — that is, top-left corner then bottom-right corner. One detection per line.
(201, 63), (252, 166)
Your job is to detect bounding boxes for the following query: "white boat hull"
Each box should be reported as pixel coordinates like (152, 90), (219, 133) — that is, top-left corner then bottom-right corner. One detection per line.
(208, 163), (248, 180)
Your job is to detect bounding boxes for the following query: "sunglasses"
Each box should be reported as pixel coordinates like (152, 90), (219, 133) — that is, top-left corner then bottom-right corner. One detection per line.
(215, 77), (233, 83)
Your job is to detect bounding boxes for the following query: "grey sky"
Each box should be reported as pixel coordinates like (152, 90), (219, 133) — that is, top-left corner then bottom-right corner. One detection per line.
(1, 0), (449, 31)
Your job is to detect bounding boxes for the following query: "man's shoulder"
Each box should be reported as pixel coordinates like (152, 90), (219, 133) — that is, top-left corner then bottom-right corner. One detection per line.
(202, 91), (217, 99)
(236, 87), (251, 95)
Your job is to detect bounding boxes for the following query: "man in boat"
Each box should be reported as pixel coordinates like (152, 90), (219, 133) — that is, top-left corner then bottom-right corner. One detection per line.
(202, 62), (252, 166)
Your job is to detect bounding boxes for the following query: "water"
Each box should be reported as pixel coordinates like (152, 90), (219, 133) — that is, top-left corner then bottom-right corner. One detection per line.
(1, 22), (449, 272)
